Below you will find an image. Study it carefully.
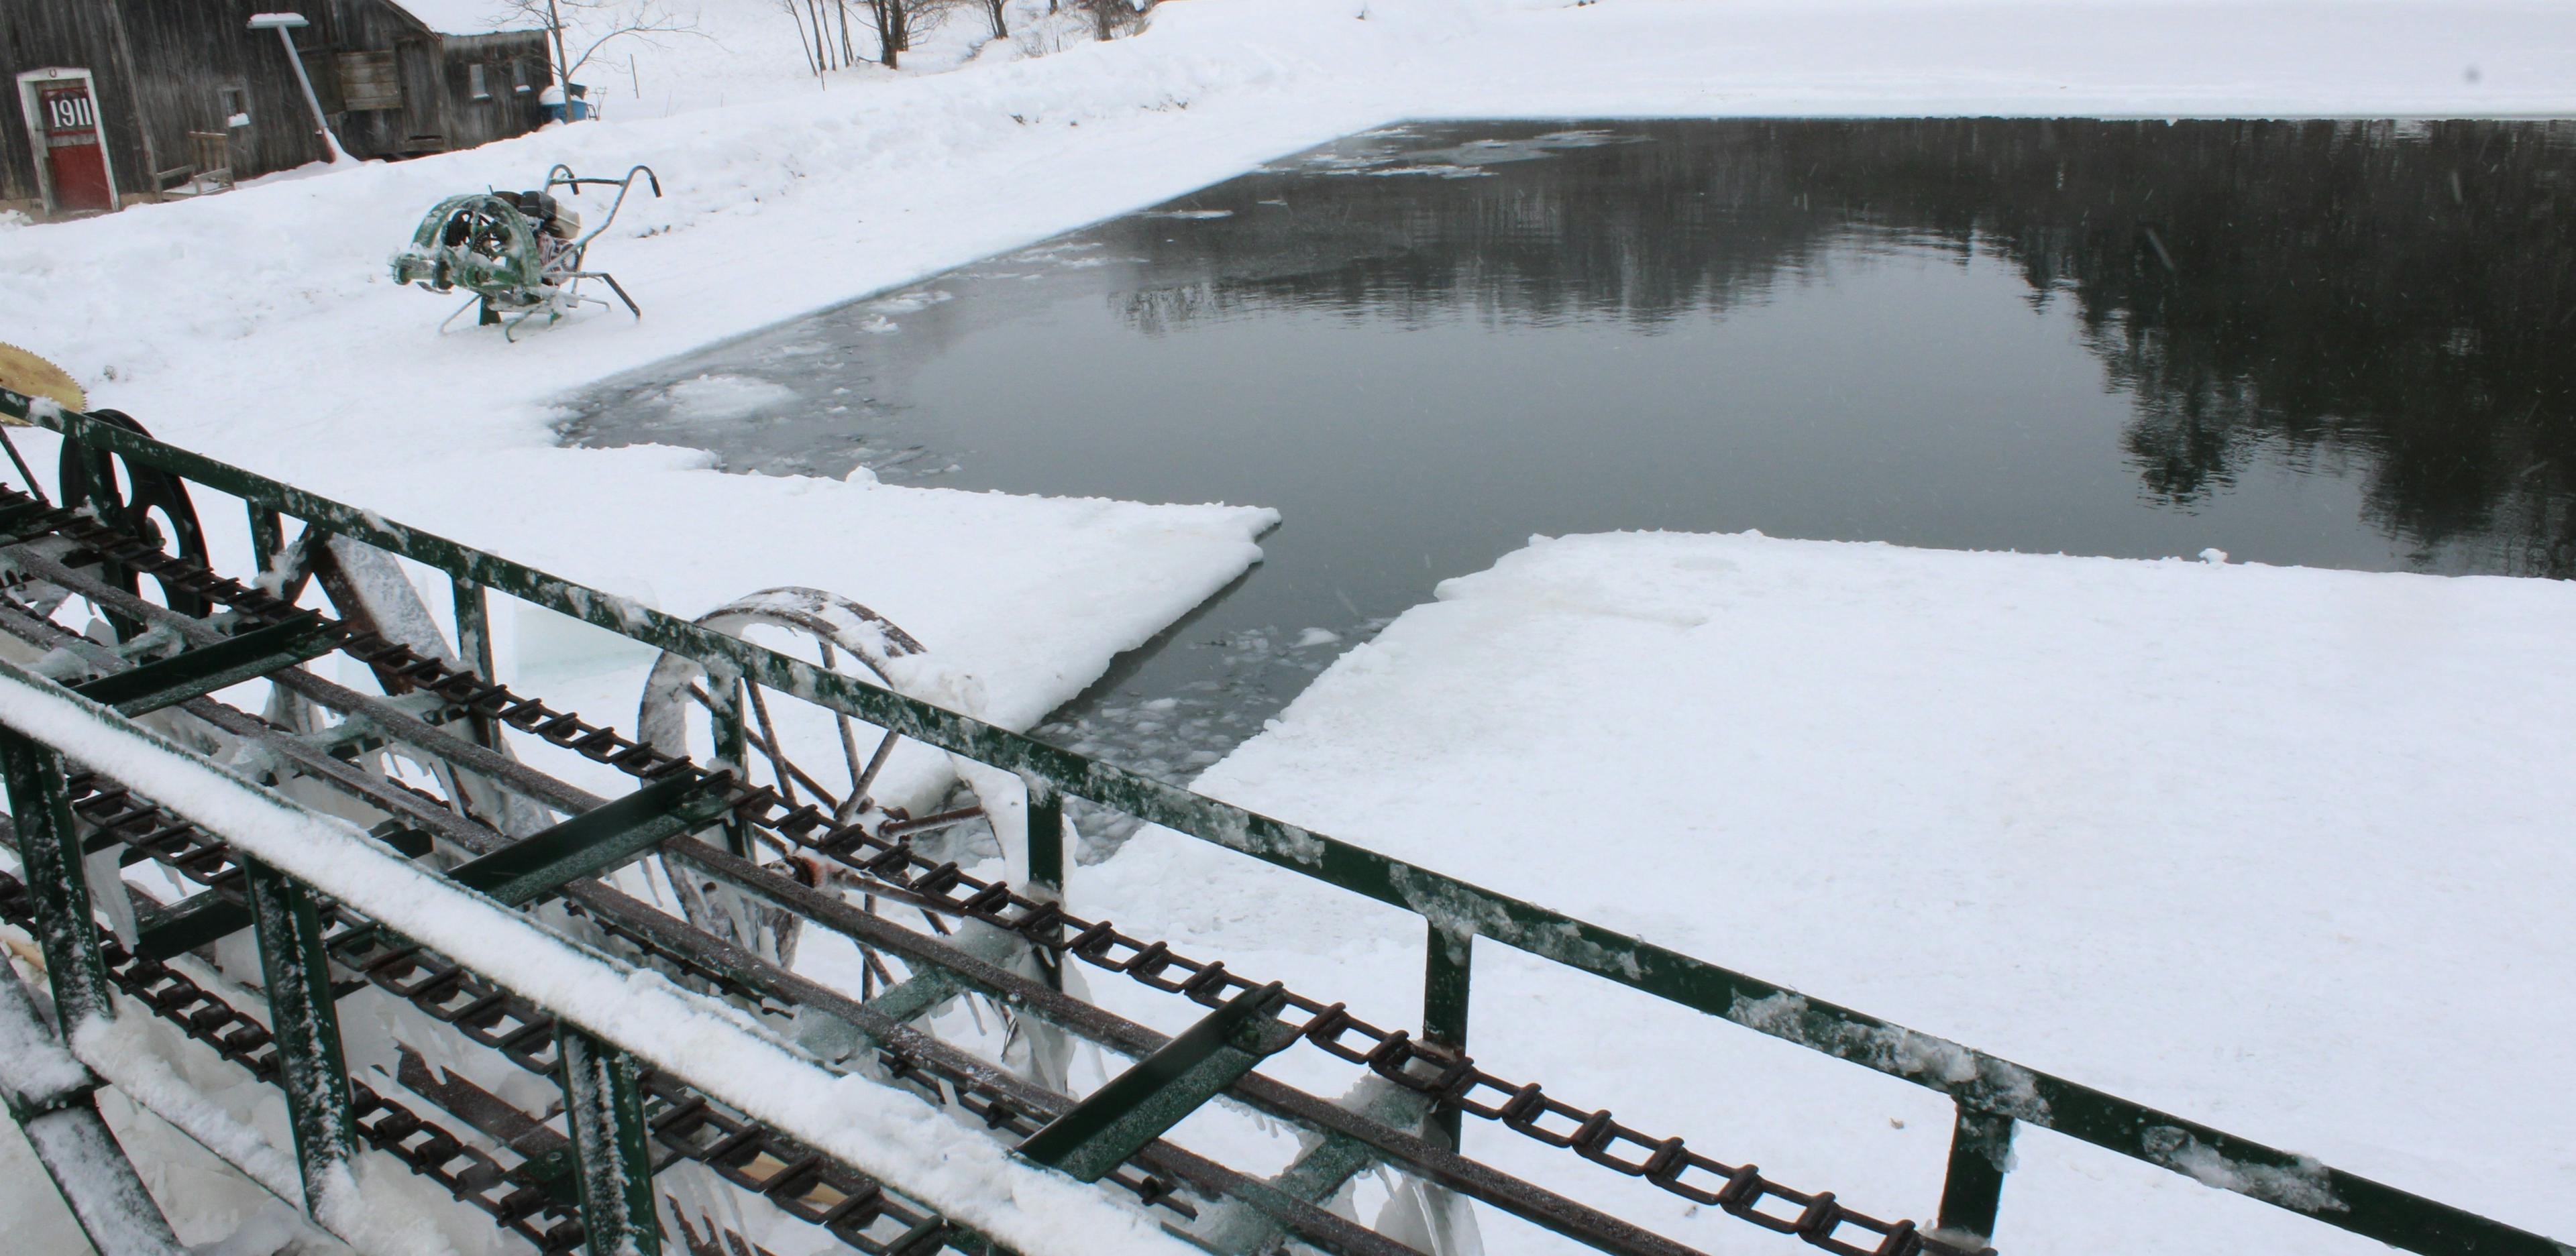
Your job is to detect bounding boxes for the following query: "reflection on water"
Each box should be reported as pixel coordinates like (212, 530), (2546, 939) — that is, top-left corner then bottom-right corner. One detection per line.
(564, 119), (2576, 822)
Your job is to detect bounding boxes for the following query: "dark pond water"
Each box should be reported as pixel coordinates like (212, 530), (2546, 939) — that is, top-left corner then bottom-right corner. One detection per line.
(564, 118), (2576, 828)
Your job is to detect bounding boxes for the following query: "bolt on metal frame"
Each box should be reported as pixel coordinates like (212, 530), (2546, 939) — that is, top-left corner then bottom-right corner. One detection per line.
(0, 387), (2561, 1256)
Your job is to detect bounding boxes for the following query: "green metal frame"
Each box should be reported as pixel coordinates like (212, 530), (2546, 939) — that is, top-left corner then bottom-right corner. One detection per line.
(131, 772), (729, 962)
(557, 1025), (663, 1256)
(2, 390), (2567, 1255)
(244, 857), (358, 1216)
(445, 772), (733, 906)
(0, 648), (1035, 1256)
(71, 615), (341, 716)
(0, 728), (115, 1032)
(1937, 1106), (2014, 1247)
(1419, 923), (1472, 1150)
(1018, 981), (1299, 1182)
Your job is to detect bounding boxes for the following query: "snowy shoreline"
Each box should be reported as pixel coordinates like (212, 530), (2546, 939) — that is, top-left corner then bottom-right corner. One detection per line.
(6, 0), (2576, 1250)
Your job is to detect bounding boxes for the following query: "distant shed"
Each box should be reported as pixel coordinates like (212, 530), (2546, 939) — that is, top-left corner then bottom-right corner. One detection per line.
(1, 0), (553, 221)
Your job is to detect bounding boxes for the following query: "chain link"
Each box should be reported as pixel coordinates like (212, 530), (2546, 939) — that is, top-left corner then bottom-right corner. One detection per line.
(0, 870), (588, 1251)
(14, 491), (1991, 1256)
(48, 767), (1199, 1240)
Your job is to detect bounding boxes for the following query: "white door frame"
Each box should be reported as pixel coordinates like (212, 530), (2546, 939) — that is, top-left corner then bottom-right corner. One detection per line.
(17, 67), (119, 215)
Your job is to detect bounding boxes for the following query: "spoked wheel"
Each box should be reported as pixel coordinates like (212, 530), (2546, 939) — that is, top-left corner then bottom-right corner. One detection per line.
(637, 588), (991, 984)
(56, 409), (212, 639)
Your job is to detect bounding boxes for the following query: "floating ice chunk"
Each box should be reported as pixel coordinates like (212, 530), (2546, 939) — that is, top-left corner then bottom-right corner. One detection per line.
(867, 288), (951, 314)
(1324, 163), (1492, 180)
(662, 374), (796, 420)
(1293, 627), (1343, 648)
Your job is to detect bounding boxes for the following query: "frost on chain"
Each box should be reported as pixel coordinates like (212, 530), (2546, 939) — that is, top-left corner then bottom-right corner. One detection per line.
(1729, 992), (2047, 1121)
(2142, 1127), (2347, 1214)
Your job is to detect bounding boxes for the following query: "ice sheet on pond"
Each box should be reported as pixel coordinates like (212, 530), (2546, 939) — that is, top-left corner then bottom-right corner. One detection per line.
(1085, 533), (2576, 1255)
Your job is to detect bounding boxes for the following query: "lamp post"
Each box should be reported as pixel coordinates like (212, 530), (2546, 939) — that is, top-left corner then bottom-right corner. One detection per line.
(247, 13), (349, 164)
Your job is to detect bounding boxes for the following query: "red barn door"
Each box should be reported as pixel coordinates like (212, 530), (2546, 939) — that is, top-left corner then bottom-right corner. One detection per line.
(36, 79), (114, 213)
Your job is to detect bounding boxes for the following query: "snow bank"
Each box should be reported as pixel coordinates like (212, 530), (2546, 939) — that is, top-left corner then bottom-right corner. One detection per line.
(0, 0), (2564, 742)
(0, 664), (1201, 1256)
(1089, 533), (2576, 1254)
(2, 0), (2563, 728)
(7, 0), (2571, 573)
(8, 0), (2576, 1246)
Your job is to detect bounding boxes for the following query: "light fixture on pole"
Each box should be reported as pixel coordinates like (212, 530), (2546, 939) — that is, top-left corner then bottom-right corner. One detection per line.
(247, 13), (348, 164)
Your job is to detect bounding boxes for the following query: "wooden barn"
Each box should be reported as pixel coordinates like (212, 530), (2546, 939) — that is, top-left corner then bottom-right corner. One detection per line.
(1, 0), (553, 221)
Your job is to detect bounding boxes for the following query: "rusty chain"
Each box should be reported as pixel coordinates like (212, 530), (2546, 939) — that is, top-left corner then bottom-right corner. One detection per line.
(0, 870), (588, 1251)
(46, 768), (1198, 1239)
(6, 492), (1990, 1256)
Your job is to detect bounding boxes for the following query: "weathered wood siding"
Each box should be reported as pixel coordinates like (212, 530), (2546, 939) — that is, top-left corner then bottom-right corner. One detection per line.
(3, 0), (548, 219)
(435, 32), (552, 151)
(0, 1), (156, 212)
(323, 0), (549, 160)
(114, 0), (332, 192)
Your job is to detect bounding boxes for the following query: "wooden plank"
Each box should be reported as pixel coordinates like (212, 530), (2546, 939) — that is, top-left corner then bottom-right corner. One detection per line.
(335, 52), (401, 111)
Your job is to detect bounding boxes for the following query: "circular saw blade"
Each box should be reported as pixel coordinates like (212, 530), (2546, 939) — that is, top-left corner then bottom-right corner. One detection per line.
(0, 342), (84, 424)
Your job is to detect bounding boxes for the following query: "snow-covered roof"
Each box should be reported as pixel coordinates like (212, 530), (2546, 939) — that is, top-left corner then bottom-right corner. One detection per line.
(386, 0), (542, 38)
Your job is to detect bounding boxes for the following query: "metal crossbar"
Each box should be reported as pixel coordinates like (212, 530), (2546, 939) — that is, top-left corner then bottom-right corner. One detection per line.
(0, 527), (1709, 1256)
(0, 387), (2560, 1256)
(0, 473), (1980, 1256)
(1016, 981), (1300, 1182)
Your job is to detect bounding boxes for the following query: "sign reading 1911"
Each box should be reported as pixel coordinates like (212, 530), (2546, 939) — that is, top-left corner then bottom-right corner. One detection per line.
(46, 92), (97, 133)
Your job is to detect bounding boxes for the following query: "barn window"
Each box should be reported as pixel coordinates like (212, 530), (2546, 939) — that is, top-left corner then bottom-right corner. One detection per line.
(513, 62), (531, 93)
(335, 52), (402, 111)
(469, 64), (490, 100)
(219, 87), (250, 129)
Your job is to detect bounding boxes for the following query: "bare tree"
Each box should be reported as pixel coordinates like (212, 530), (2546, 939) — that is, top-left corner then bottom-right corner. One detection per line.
(777, 0), (822, 75)
(499, 0), (702, 93)
(777, 0), (881, 74)
(778, 0), (953, 74)
(1069, 0), (1146, 41)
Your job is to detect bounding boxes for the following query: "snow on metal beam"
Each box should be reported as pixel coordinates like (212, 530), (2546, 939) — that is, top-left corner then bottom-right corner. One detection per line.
(0, 650), (1206, 1256)
(0, 969), (184, 1256)
(69, 615), (341, 717)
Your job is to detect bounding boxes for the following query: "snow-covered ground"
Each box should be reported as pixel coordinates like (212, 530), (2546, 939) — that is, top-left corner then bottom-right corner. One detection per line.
(7, 0), (2576, 1251)
(11, 0), (2576, 519)
(9, 0), (2574, 706)
(7, 0), (2567, 732)
(1089, 532), (2576, 1255)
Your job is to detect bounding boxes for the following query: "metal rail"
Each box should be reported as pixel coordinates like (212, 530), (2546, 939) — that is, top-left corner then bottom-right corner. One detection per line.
(0, 574), (1387, 1255)
(0, 388), (2561, 1256)
(2, 485), (1927, 1256)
